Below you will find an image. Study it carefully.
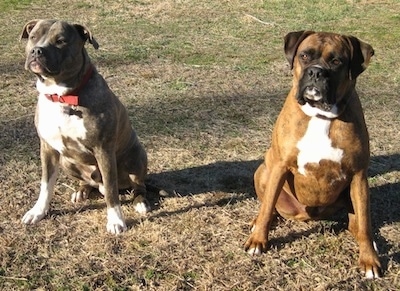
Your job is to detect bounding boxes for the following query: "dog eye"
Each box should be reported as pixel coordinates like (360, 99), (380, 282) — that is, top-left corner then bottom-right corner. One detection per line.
(331, 58), (341, 66)
(29, 35), (36, 41)
(55, 38), (66, 45)
(300, 53), (309, 61)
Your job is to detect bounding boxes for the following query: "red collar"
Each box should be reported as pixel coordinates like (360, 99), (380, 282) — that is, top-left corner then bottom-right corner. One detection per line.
(44, 65), (94, 106)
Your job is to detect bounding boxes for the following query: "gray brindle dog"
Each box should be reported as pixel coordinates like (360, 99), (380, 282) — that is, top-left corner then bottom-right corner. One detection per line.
(21, 19), (150, 234)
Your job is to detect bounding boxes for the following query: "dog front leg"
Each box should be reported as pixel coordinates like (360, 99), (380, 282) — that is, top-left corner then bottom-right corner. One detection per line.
(348, 170), (381, 279)
(22, 141), (59, 224)
(244, 162), (288, 255)
(94, 147), (127, 234)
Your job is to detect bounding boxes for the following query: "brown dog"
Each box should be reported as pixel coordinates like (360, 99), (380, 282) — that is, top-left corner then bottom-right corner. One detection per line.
(20, 19), (150, 234)
(244, 31), (381, 278)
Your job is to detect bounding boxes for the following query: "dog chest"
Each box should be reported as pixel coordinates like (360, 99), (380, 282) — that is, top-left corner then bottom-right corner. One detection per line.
(36, 95), (88, 153)
(292, 117), (348, 205)
(296, 117), (344, 176)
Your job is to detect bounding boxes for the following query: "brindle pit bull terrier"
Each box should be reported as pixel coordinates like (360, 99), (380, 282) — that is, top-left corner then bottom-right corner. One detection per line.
(21, 19), (150, 234)
(244, 31), (382, 278)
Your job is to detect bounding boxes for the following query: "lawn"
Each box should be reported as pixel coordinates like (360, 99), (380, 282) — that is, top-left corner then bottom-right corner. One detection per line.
(0, 0), (399, 289)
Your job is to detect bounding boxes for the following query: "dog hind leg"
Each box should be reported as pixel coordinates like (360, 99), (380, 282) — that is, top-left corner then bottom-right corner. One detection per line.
(129, 174), (151, 214)
(71, 182), (96, 203)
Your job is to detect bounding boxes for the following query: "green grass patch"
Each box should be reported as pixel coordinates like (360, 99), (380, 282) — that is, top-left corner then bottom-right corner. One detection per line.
(0, 0), (34, 11)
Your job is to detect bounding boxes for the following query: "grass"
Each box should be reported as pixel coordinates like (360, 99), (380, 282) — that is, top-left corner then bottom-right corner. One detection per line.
(1, 0), (399, 290)
(0, 0), (33, 12)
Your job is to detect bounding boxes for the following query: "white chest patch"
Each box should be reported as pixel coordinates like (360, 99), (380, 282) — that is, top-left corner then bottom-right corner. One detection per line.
(296, 117), (343, 175)
(36, 81), (87, 153)
(301, 102), (339, 119)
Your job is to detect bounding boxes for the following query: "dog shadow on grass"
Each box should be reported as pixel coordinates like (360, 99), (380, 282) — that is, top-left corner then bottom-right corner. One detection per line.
(147, 153), (400, 221)
(147, 159), (260, 198)
(47, 159), (261, 225)
(141, 158), (261, 220)
(146, 153), (400, 261)
(371, 182), (400, 269)
(368, 153), (400, 266)
(38, 154), (400, 223)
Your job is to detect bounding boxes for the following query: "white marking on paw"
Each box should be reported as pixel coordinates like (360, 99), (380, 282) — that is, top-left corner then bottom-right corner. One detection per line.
(365, 269), (374, 279)
(71, 190), (88, 203)
(301, 102), (339, 119)
(134, 201), (150, 214)
(106, 205), (127, 234)
(296, 117), (343, 175)
(22, 168), (58, 224)
(247, 247), (262, 256)
(22, 205), (49, 224)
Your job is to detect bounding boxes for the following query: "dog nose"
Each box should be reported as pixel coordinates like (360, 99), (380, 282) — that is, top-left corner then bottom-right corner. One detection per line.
(31, 47), (43, 58)
(307, 66), (328, 80)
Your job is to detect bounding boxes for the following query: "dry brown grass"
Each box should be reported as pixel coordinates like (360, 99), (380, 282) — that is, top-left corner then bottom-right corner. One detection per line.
(0, 0), (399, 290)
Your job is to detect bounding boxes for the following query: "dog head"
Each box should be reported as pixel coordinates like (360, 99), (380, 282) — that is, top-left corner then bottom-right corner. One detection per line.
(284, 31), (374, 118)
(20, 19), (99, 82)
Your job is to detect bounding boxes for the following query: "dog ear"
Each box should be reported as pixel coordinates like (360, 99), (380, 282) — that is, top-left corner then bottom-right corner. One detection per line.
(345, 36), (374, 80)
(73, 24), (99, 50)
(284, 30), (315, 69)
(20, 19), (40, 40)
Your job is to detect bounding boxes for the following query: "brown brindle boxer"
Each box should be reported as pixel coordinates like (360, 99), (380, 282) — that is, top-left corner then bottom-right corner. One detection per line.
(20, 19), (151, 234)
(244, 31), (382, 278)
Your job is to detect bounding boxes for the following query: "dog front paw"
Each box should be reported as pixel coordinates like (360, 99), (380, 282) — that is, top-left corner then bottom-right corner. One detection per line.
(107, 221), (127, 234)
(244, 233), (268, 256)
(106, 206), (127, 235)
(359, 246), (382, 279)
(361, 260), (382, 279)
(21, 206), (48, 224)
